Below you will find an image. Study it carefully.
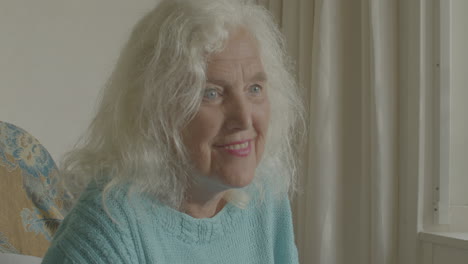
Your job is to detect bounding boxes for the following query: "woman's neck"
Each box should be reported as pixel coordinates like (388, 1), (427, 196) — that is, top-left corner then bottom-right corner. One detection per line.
(181, 190), (228, 218)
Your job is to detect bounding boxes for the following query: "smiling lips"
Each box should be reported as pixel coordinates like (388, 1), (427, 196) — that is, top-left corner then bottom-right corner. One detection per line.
(217, 140), (252, 157)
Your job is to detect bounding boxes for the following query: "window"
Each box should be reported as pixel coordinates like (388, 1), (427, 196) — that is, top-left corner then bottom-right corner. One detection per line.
(432, 0), (468, 231)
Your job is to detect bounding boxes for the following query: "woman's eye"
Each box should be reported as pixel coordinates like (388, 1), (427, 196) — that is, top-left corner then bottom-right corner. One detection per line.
(203, 88), (221, 100)
(249, 84), (263, 95)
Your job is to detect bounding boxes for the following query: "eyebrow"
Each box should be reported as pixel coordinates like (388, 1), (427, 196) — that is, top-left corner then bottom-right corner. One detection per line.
(206, 72), (268, 88)
(249, 72), (268, 83)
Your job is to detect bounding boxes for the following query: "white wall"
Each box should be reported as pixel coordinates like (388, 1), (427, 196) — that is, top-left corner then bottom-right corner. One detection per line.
(449, 0), (468, 231)
(433, 245), (468, 264)
(0, 0), (158, 161)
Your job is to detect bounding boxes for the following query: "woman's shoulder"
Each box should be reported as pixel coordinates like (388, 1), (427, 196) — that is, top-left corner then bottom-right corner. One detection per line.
(42, 183), (140, 263)
(62, 182), (144, 231)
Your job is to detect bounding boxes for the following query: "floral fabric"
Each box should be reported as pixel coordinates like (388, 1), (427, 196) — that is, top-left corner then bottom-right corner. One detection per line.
(0, 121), (70, 257)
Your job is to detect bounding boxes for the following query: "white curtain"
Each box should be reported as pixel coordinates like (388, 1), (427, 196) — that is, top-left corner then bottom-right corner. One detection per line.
(258, 0), (400, 263)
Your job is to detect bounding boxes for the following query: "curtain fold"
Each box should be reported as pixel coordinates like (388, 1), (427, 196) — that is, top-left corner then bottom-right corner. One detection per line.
(258, 0), (400, 263)
(368, 0), (399, 262)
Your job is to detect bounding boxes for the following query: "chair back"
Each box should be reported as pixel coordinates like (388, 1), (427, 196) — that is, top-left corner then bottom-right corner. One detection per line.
(0, 121), (70, 257)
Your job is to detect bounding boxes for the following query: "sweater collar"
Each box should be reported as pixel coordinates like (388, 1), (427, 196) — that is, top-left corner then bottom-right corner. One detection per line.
(144, 199), (249, 244)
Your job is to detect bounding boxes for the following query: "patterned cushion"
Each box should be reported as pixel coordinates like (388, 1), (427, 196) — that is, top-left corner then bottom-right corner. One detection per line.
(0, 121), (71, 257)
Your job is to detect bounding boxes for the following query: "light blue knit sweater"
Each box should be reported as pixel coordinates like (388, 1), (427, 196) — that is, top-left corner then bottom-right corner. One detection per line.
(41, 184), (299, 263)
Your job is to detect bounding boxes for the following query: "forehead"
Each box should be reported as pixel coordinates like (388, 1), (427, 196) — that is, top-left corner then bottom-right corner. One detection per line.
(206, 28), (264, 79)
(210, 27), (260, 60)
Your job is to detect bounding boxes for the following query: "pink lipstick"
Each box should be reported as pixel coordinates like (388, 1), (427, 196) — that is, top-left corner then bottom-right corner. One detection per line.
(218, 140), (252, 157)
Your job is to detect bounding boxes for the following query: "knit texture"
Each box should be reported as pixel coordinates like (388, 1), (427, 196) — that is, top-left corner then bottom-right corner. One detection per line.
(41, 184), (299, 264)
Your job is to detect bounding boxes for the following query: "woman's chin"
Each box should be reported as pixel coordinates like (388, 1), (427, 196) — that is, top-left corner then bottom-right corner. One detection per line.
(220, 171), (256, 189)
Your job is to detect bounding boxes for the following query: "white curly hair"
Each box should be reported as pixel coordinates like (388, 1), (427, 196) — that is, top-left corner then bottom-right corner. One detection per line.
(61, 0), (304, 210)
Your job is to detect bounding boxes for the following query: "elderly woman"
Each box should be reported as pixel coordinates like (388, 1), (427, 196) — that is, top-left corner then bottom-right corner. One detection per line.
(42, 0), (303, 263)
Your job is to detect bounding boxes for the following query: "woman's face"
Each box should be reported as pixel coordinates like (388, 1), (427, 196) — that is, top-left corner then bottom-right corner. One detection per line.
(182, 28), (270, 190)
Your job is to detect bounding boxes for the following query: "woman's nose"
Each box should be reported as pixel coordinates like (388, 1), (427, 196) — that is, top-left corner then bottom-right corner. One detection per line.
(225, 96), (252, 131)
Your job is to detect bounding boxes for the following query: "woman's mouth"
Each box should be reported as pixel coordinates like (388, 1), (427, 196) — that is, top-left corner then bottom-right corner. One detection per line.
(217, 140), (252, 157)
